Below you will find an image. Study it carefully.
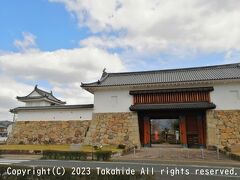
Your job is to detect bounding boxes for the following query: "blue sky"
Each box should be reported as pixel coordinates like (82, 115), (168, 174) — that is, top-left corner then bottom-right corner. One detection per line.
(0, 0), (90, 51)
(0, 0), (237, 69)
(0, 0), (239, 120)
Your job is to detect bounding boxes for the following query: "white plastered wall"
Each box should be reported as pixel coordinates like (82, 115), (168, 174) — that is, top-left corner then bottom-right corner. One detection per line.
(211, 82), (240, 110)
(94, 89), (132, 113)
(25, 101), (51, 107)
(93, 81), (240, 113)
(16, 108), (93, 121)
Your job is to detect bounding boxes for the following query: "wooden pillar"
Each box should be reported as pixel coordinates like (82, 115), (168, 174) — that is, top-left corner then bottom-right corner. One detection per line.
(179, 115), (187, 147)
(203, 114), (206, 146)
(143, 117), (151, 147)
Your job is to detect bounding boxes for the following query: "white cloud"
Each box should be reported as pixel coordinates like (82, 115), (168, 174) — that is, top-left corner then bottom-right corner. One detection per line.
(14, 32), (38, 52)
(224, 49), (240, 63)
(0, 47), (124, 84)
(0, 76), (32, 120)
(50, 0), (240, 55)
(0, 37), (125, 120)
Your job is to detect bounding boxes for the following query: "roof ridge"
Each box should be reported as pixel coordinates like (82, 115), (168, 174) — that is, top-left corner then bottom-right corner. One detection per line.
(107, 63), (240, 76)
(35, 86), (51, 95)
(17, 85), (66, 104)
(81, 72), (109, 86)
(81, 62), (240, 91)
(35, 86), (64, 102)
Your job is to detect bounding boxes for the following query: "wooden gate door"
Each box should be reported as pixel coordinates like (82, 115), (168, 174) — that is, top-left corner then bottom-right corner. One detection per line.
(186, 115), (199, 146)
(186, 114), (205, 147)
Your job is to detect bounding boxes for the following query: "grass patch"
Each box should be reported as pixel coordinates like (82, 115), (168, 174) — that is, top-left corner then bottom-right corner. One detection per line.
(0, 144), (122, 153)
(0, 144), (70, 151)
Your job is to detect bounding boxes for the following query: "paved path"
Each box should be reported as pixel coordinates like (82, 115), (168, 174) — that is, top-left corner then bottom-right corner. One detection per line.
(116, 147), (235, 162)
(0, 159), (30, 165)
(1, 154), (42, 160)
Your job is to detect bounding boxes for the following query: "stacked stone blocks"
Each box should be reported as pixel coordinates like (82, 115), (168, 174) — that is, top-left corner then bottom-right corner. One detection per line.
(206, 110), (240, 148)
(83, 112), (140, 147)
(7, 120), (90, 144)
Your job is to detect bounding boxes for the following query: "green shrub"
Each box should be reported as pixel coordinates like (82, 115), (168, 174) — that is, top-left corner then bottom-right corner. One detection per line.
(117, 144), (126, 149)
(33, 150), (42, 154)
(42, 150), (87, 160)
(94, 150), (112, 161)
(93, 145), (99, 150)
(42, 150), (112, 161)
(18, 141), (24, 145)
(224, 146), (231, 152)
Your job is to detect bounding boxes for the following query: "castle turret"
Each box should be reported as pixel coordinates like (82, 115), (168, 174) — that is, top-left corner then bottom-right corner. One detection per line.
(16, 85), (66, 107)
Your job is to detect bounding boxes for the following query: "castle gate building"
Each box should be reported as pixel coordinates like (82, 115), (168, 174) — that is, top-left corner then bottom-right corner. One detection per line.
(81, 63), (240, 148)
(9, 63), (240, 149)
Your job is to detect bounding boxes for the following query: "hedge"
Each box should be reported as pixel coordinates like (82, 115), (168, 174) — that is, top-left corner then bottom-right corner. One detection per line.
(42, 150), (88, 160)
(42, 150), (113, 161)
(117, 144), (126, 149)
(94, 150), (112, 161)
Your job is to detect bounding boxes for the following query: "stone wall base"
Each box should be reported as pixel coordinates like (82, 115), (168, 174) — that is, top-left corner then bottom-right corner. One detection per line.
(7, 120), (90, 144)
(84, 112), (141, 147)
(207, 110), (240, 148)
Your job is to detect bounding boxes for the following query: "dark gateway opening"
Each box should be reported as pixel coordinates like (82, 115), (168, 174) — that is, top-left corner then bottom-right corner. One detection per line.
(150, 119), (180, 145)
(137, 110), (207, 148)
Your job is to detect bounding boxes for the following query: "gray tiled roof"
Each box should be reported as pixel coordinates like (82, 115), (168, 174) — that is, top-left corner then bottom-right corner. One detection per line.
(81, 63), (240, 88)
(130, 102), (216, 111)
(10, 104), (93, 113)
(0, 121), (13, 128)
(17, 85), (66, 104)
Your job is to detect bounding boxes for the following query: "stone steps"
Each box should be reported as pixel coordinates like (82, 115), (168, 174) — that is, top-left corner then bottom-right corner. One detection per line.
(121, 147), (231, 161)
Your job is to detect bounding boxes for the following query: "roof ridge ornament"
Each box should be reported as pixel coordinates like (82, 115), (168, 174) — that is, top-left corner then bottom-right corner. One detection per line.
(101, 68), (107, 79)
(34, 84), (38, 89)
